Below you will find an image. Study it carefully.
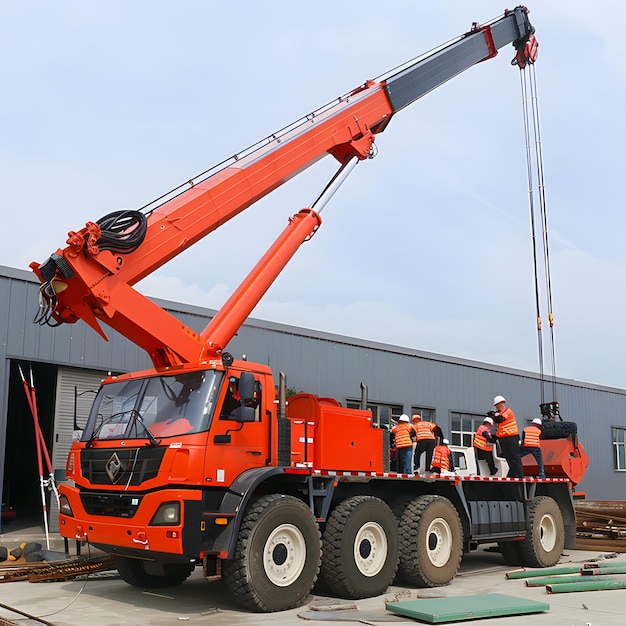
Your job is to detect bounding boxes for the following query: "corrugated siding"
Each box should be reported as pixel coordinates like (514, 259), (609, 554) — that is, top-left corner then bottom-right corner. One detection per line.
(53, 367), (108, 470)
(2, 265), (626, 499)
(49, 367), (109, 531)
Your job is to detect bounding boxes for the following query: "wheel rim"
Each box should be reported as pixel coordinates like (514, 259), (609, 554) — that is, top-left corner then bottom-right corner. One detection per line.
(353, 521), (387, 577)
(263, 523), (307, 587)
(425, 517), (453, 567)
(539, 513), (557, 552)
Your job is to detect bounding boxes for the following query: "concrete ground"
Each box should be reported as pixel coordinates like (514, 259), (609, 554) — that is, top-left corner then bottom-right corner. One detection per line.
(1, 521), (626, 626)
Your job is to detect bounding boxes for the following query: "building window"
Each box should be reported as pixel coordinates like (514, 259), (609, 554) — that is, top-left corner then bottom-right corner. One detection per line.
(346, 400), (403, 430)
(412, 407), (436, 423)
(612, 427), (626, 471)
(451, 412), (485, 448)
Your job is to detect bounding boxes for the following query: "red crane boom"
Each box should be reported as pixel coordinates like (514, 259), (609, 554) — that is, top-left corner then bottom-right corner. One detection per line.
(31, 7), (536, 370)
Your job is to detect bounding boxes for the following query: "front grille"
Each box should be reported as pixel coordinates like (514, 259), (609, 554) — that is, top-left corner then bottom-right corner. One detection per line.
(81, 491), (143, 518)
(81, 447), (167, 486)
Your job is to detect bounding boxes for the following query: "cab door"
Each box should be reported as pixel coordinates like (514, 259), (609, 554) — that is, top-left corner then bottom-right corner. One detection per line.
(205, 374), (270, 486)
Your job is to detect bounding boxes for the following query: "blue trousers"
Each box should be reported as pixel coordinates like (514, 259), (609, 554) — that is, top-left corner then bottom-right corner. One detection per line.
(520, 446), (545, 478)
(396, 446), (413, 474)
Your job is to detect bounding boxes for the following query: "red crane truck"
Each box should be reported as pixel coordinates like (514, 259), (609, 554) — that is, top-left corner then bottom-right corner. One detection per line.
(30, 7), (581, 613)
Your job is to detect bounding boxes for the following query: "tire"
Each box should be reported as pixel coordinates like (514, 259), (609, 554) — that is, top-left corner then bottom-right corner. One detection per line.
(113, 556), (194, 588)
(519, 496), (565, 567)
(321, 496), (398, 599)
(498, 540), (523, 566)
(540, 421), (577, 440)
(390, 496), (414, 521)
(222, 494), (321, 612)
(389, 496), (414, 583)
(398, 495), (463, 587)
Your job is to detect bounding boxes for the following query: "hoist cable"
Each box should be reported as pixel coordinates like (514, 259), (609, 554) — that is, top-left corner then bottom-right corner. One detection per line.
(519, 69), (545, 404)
(528, 64), (558, 400)
(520, 61), (558, 405)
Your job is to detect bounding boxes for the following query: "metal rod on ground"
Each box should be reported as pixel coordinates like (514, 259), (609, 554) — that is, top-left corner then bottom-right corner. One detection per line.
(581, 565), (626, 575)
(0, 601), (57, 626)
(17, 364), (50, 549)
(506, 565), (582, 579)
(525, 574), (585, 587)
(546, 578), (626, 593)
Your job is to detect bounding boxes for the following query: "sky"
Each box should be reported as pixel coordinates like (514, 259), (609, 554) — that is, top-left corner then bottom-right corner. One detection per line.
(1, 1), (625, 390)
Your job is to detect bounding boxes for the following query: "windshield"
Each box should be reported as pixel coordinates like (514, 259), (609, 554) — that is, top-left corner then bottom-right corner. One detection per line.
(81, 370), (222, 442)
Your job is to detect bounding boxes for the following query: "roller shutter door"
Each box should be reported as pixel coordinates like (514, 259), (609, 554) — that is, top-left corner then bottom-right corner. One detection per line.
(50, 367), (108, 531)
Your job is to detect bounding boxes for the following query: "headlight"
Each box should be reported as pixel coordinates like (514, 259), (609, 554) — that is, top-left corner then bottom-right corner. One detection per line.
(150, 501), (180, 526)
(59, 494), (74, 517)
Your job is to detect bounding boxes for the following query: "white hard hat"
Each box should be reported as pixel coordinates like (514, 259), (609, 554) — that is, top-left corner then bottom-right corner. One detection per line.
(443, 438), (449, 445)
(484, 417), (494, 425)
(532, 418), (542, 425)
(493, 395), (506, 405)
(399, 414), (410, 423)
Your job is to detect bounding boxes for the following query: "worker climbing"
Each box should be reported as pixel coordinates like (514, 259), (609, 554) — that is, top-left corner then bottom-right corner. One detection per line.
(473, 416), (498, 475)
(491, 395), (524, 478)
(520, 417), (545, 478)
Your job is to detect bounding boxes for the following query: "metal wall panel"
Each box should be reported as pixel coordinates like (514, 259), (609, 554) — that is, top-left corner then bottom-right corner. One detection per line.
(49, 367), (109, 532)
(1, 265), (625, 499)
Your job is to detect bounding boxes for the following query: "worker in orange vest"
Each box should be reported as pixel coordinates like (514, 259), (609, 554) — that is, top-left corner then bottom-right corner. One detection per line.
(391, 414), (416, 475)
(430, 438), (453, 474)
(473, 416), (498, 475)
(412, 413), (437, 474)
(519, 417), (545, 478)
(491, 395), (524, 478)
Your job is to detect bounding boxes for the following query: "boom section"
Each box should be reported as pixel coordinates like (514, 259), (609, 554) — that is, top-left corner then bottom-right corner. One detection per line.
(30, 7), (534, 370)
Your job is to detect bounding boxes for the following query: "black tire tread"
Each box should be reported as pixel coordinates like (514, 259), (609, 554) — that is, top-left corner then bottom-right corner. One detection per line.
(113, 556), (193, 588)
(398, 495), (463, 587)
(321, 495), (398, 599)
(498, 540), (523, 566)
(540, 421), (577, 440)
(222, 494), (321, 612)
(519, 496), (565, 568)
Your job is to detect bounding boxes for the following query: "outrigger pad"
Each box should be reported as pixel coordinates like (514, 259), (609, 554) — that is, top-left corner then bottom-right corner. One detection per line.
(386, 593), (549, 623)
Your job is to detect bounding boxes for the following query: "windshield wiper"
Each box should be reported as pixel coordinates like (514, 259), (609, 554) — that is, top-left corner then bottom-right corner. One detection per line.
(85, 410), (160, 447)
(86, 411), (127, 448)
(127, 410), (160, 447)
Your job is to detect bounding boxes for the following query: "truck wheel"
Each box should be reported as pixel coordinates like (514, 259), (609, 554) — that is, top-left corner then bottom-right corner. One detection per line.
(390, 496), (413, 521)
(113, 556), (194, 588)
(321, 495), (398, 599)
(540, 421), (577, 440)
(222, 494), (321, 612)
(497, 540), (523, 566)
(519, 496), (564, 567)
(398, 495), (463, 587)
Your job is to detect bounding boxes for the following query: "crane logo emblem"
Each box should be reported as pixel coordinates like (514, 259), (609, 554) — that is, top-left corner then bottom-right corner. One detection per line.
(106, 452), (123, 483)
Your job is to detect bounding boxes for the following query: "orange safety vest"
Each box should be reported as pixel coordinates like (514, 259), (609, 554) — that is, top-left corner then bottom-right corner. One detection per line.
(431, 445), (451, 471)
(473, 424), (494, 451)
(496, 407), (519, 438)
(415, 421), (436, 441)
(392, 422), (415, 449)
(522, 425), (541, 448)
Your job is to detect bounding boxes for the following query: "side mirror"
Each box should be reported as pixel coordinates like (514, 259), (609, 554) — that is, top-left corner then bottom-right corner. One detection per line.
(239, 371), (255, 406)
(235, 405), (256, 423)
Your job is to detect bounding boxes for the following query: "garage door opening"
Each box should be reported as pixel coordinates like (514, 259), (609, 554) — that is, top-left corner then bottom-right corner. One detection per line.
(2, 361), (57, 532)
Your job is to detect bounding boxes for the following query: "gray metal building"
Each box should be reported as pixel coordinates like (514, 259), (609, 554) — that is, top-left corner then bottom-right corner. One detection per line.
(1, 264), (624, 529)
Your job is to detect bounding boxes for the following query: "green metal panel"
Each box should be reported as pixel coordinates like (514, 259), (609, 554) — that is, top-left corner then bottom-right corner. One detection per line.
(386, 593), (549, 623)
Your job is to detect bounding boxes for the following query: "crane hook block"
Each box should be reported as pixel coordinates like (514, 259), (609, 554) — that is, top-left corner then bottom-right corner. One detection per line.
(512, 33), (538, 69)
